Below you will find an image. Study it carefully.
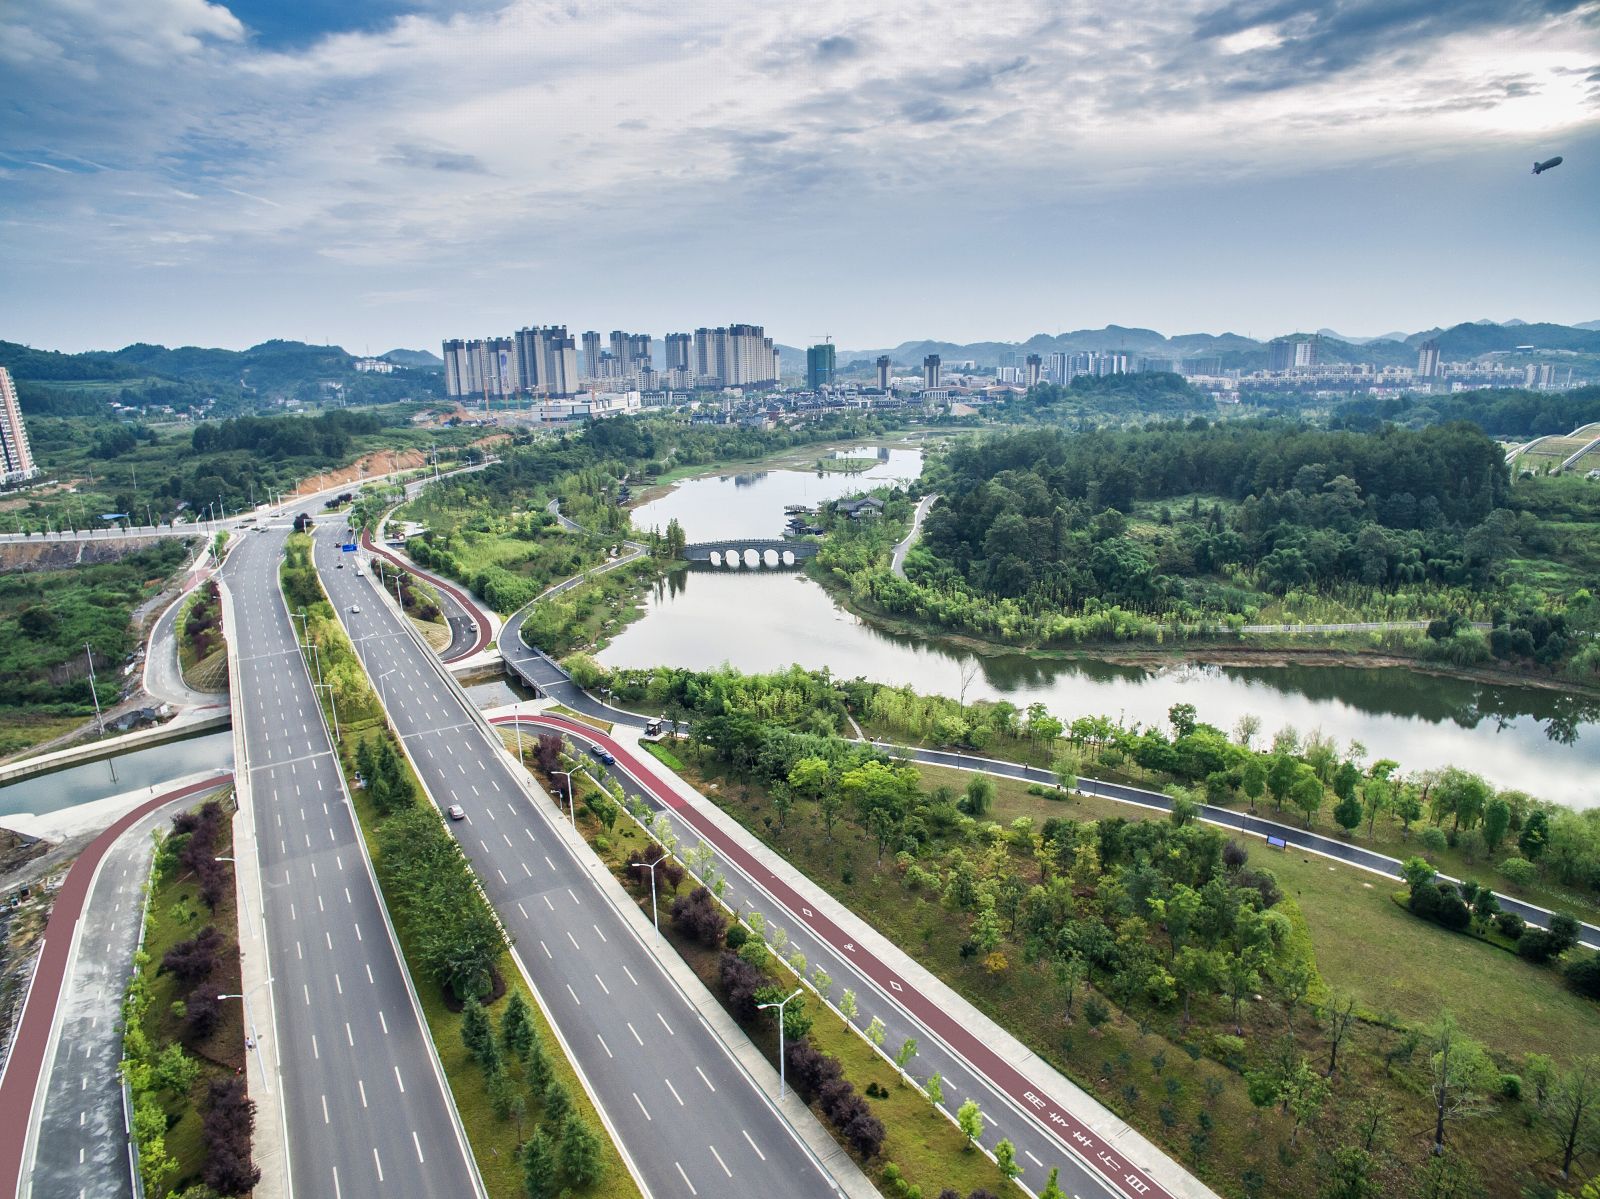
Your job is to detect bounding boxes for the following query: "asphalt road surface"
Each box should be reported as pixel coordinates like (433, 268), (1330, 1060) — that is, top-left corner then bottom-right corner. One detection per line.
(312, 523), (848, 1199)
(222, 524), (481, 1198)
(509, 714), (1188, 1199)
(23, 780), (234, 1199)
(0, 776), (231, 1199)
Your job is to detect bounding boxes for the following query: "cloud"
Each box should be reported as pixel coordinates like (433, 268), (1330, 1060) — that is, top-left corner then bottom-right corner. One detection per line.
(0, 0), (1596, 347)
(384, 142), (490, 173)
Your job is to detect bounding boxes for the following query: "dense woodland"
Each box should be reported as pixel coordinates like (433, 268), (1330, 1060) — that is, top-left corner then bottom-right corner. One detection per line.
(818, 419), (1597, 677)
(1331, 385), (1600, 438)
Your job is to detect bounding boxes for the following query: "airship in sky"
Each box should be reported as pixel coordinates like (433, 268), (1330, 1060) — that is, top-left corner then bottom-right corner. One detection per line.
(1532, 156), (1564, 175)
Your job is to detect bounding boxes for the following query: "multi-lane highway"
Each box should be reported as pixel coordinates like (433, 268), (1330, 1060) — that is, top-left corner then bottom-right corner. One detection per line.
(503, 713), (1201, 1199)
(220, 523), (482, 1197)
(312, 522), (854, 1199)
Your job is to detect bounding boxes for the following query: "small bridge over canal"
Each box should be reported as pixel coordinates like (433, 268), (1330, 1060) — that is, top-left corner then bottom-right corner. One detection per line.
(682, 539), (819, 569)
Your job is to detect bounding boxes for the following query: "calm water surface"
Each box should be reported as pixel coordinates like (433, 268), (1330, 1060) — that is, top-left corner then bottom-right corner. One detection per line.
(0, 730), (235, 818)
(601, 450), (1600, 807)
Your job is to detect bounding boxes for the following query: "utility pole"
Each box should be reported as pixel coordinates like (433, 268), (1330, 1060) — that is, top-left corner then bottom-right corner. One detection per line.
(84, 643), (104, 737)
(630, 853), (668, 935)
(757, 989), (804, 1098)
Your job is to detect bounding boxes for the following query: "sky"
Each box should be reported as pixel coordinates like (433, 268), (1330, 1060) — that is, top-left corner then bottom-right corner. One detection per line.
(2, 0), (1598, 355)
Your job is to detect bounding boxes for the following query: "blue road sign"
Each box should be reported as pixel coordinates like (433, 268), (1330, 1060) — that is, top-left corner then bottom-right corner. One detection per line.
(341, 543), (358, 552)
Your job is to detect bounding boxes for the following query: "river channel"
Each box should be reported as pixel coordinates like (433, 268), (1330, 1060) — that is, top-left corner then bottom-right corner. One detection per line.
(602, 447), (1600, 808)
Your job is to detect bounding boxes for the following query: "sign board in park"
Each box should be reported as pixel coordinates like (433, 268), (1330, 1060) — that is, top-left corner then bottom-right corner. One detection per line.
(341, 543), (358, 552)
(1267, 835), (1288, 849)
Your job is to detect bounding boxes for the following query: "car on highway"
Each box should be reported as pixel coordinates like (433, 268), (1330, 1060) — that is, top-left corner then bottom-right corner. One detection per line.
(349, 604), (360, 614)
(447, 804), (465, 820)
(587, 745), (615, 766)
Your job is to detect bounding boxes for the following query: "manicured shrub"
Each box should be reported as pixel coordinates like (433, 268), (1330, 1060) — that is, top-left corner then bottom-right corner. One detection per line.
(1495, 910), (1526, 940)
(1566, 952), (1600, 999)
(201, 1076), (259, 1195)
(719, 952), (765, 1022)
(670, 887), (728, 948)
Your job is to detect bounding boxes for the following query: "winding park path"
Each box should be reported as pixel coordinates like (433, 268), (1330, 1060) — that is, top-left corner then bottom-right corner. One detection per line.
(891, 492), (938, 579)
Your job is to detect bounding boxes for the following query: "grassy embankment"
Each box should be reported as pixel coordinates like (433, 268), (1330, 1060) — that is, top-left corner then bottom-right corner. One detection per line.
(526, 749), (1017, 1199)
(665, 745), (1600, 1199)
(176, 580), (230, 692)
(123, 793), (249, 1196)
(0, 538), (193, 758)
(280, 534), (636, 1199)
(855, 710), (1600, 925)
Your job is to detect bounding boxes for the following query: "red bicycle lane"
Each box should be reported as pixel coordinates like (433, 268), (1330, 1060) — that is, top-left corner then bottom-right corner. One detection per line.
(499, 714), (1173, 1199)
(0, 772), (235, 1198)
(358, 530), (491, 661)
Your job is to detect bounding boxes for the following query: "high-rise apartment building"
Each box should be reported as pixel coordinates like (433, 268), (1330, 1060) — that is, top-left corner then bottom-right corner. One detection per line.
(1025, 354), (1042, 389)
(688, 325), (778, 388)
(1416, 339), (1440, 379)
(1266, 339), (1294, 371)
(806, 343), (836, 390)
(1294, 336), (1320, 368)
(923, 355), (941, 390)
(581, 331), (604, 378)
(664, 334), (692, 374)
(0, 367), (40, 486)
(875, 356), (891, 391)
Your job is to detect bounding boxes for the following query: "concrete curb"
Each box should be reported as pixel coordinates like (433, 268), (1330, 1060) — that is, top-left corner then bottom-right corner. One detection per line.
(352, 535), (874, 1199)
(276, 548), (490, 1199)
(218, 578), (293, 1199)
(588, 725), (1222, 1199)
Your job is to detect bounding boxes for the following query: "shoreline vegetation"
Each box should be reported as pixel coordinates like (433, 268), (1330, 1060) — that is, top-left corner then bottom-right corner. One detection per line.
(583, 660), (1600, 1199)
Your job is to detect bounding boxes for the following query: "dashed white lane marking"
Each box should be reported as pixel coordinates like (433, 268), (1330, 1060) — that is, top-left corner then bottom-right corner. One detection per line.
(566, 984), (581, 1006)
(697, 1066), (716, 1092)
(592, 923), (607, 943)
(623, 965), (638, 986)
(665, 1077), (684, 1106)
(633, 1092), (652, 1121)
(741, 1129), (763, 1159)
(657, 1012), (674, 1036)
(674, 1161), (696, 1195)
(394, 1066), (405, 1092)
(597, 1034), (613, 1059)
(1026, 1149), (1045, 1167)
(594, 973), (609, 996)
(321, 1095), (330, 1124)
(709, 1144), (732, 1178)
(627, 1022), (643, 1046)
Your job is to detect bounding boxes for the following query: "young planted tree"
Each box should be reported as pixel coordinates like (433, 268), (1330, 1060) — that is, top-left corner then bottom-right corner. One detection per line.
(956, 1099), (984, 1148)
(1323, 994), (1358, 1077)
(1545, 1056), (1600, 1180)
(1428, 1013), (1497, 1155)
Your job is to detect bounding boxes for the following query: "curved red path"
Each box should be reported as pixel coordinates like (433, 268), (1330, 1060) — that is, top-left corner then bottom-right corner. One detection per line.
(359, 531), (491, 661)
(496, 714), (1174, 1199)
(0, 772), (234, 1197)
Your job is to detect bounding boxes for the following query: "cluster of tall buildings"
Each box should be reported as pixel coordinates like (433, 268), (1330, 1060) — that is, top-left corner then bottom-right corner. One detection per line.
(442, 322), (779, 402)
(995, 350), (1134, 386)
(0, 367), (41, 487)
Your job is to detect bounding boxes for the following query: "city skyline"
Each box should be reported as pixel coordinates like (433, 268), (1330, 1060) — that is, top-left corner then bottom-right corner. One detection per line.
(2, 0), (1598, 353)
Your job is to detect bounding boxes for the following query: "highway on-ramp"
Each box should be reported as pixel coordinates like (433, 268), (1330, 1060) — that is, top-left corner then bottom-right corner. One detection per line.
(221, 523), (482, 1198)
(314, 523), (851, 1199)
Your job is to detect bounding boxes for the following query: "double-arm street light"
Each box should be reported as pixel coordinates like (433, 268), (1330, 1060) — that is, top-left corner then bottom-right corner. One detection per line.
(630, 852), (668, 935)
(757, 988), (804, 1098)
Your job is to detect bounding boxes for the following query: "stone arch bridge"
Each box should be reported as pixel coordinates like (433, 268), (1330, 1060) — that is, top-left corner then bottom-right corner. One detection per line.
(681, 539), (818, 569)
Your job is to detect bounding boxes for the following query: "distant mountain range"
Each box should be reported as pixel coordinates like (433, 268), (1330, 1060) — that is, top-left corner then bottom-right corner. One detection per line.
(0, 338), (442, 416)
(817, 320), (1600, 372)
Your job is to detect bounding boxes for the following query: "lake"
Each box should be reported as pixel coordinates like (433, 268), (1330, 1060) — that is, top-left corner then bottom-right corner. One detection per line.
(604, 448), (1600, 807)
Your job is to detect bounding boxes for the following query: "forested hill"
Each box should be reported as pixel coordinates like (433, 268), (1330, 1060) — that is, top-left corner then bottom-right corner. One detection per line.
(995, 372), (1205, 419)
(917, 421), (1510, 608)
(0, 338), (441, 416)
(1331, 384), (1600, 438)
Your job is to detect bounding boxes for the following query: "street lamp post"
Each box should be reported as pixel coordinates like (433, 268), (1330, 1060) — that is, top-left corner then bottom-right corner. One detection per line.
(551, 770), (575, 823)
(629, 853), (668, 935)
(217, 992), (265, 1089)
(378, 669), (396, 710)
(757, 988), (804, 1098)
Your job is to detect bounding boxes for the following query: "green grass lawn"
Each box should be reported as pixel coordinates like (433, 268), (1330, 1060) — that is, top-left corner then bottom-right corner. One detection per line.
(669, 749), (1600, 1199)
